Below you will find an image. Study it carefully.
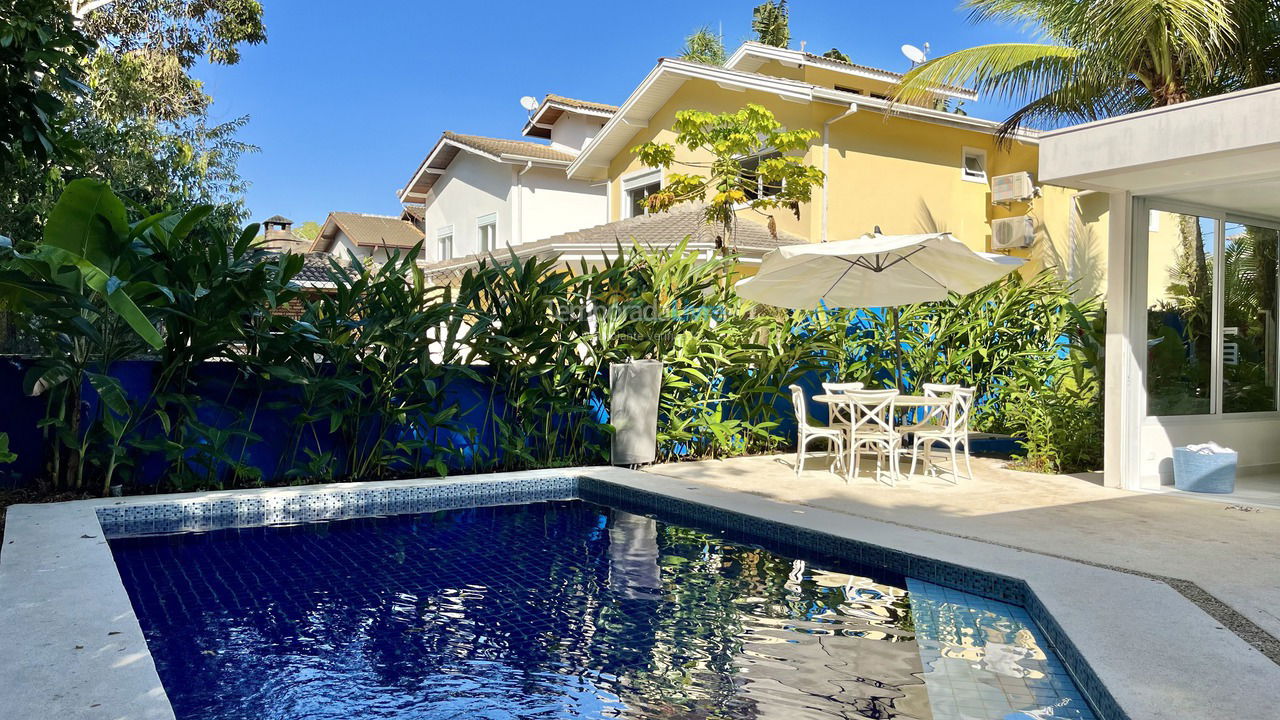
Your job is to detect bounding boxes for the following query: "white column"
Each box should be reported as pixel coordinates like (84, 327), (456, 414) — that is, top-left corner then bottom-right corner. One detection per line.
(1103, 192), (1147, 489)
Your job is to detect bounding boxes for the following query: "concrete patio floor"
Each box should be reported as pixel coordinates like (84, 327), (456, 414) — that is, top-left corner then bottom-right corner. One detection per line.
(646, 453), (1280, 663)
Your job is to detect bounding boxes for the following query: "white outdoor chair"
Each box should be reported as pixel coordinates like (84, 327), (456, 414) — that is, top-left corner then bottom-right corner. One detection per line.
(908, 386), (976, 482)
(821, 382), (865, 431)
(788, 384), (845, 476)
(844, 389), (902, 486)
(901, 383), (962, 434)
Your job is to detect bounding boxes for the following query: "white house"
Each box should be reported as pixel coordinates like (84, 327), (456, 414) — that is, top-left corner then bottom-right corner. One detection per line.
(309, 209), (425, 265)
(397, 95), (615, 265)
(1040, 83), (1280, 500)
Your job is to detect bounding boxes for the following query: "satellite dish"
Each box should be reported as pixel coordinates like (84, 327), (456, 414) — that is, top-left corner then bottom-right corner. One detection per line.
(519, 96), (540, 112)
(901, 43), (928, 65)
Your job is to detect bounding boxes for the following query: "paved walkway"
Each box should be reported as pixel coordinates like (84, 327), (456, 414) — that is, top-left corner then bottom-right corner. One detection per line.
(646, 454), (1280, 659)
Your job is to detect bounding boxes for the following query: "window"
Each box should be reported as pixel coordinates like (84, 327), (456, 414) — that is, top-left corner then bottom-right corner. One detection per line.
(1144, 205), (1280, 417)
(436, 226), (453, 261)
(962, 148), (987, 183)
(1146, 211), (1215, 416)
(622, 169), (661, 218)
(739, 151), (783, 202)
(477, 214), (497, 253)
(1223, 221), (1278, 413)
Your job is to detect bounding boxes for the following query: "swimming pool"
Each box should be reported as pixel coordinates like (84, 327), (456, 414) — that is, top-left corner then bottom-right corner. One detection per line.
(107, 492), (1099, 720)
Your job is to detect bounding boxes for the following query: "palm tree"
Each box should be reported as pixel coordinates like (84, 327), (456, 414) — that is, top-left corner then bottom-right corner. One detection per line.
(680, 26), (727, 66)
(894, 0), (1280, 136)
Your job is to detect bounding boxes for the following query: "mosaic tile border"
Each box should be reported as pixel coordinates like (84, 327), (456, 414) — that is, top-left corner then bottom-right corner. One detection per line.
(90, 471), (1121, 720)
(97, 475), (577, 537)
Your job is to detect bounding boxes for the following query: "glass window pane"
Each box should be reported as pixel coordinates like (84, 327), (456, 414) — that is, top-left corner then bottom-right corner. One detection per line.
(1146, 211), (1215, 416)
(628, 182), (658, 217)
(964, 153), (985, 176)
(1223, 222), (1279, 413)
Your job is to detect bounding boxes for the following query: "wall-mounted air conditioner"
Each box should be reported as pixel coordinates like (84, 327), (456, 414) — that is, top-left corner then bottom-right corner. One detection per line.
(992, 215), (1035, 250)
(991, 171), (1037, 204)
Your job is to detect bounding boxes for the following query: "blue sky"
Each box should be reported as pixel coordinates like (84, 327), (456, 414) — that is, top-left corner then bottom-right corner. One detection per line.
(197, 0), (1037, 226)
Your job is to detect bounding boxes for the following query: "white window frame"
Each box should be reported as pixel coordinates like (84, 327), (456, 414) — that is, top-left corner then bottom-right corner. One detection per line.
(436, 225), (454, 261)
(961, 147), (987, 184)
(737, 150), (785, 206)
(476, 213), (498, 253)
(622, 168), (661, 218)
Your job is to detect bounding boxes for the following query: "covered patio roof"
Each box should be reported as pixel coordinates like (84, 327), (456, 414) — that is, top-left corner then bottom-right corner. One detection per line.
(1040, 83), (1280, 218)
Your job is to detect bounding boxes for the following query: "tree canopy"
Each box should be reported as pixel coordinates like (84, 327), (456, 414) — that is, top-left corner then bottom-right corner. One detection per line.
(631, 104), (824, 244)
(680, 26), (727, 65)
(751, 0), (790, 48)
(0, 0), (267, 244)
(0, 0), (92, 162)
(894, 0), (1280, 136)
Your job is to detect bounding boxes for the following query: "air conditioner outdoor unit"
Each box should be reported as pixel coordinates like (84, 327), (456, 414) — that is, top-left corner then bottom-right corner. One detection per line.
(991, 171), (1037, 204)
(992, 215), (1035, 250)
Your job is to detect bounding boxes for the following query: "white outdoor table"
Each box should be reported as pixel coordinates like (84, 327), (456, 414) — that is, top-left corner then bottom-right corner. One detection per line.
(812, 393), (950, 482)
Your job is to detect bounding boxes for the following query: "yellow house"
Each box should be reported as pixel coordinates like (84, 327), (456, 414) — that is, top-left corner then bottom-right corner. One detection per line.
(565, 42), (1099, 286)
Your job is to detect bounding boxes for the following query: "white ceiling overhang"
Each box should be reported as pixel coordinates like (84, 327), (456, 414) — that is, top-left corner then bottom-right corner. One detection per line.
(1039, 83), (1280, 219)
(566, 59), (828, 181)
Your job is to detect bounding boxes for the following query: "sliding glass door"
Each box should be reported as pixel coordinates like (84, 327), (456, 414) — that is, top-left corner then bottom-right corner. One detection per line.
(1223, 221), (1279, 413)
(1145, 204), (1280, 417)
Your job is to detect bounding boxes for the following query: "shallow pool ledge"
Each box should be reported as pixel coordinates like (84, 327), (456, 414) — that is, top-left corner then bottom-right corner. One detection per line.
(2, 466), (1276, 720)
(597, 467), (1280, 720)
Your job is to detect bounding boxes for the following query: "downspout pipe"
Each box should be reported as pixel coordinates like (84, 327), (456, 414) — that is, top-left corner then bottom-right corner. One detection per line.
(514, 161), (534, 246)
(822, 103), (858, 243)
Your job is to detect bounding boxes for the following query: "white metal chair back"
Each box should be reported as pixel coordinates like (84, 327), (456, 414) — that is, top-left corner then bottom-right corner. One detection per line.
(845, 389), (898, 437)
(788, 384), (810, 427)
(921, 381), (962, 425)
(822, 382), (863, 425)
(944, 387), (976, 435)
(922, 383), (962, 397)
(918, 383), (962, 426)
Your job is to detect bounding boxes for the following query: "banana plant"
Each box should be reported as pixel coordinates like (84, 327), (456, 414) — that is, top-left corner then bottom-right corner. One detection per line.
(0, 179), (170, 491)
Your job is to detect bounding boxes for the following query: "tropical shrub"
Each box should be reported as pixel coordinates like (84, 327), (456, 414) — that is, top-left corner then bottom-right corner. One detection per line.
(0, 182), (1104, 493)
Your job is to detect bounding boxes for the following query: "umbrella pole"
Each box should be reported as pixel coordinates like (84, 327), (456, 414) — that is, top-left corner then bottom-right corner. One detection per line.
(892, 307), (903, 393)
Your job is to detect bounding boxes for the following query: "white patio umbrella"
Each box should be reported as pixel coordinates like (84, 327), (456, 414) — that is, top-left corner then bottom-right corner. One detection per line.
(735, 231), (1026, 389)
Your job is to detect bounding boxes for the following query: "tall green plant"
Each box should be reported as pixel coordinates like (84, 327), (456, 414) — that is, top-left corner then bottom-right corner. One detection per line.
(751, 0), (790, 48)
(680, 26), (727, 65)
(0, 179), (171, 491)
(632, 104), (824, 242)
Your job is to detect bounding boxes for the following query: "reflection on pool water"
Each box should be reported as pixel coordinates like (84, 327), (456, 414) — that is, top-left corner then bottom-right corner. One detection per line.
(107, 499), (1098, 720)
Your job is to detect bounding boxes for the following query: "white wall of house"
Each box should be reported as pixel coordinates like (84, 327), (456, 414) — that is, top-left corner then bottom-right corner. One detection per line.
(329, 228), (410, 266)
(518, 166), (607, 245)
(550, 114), (606, 154)
(422, 153), (515, 262)
(330, 229), (367, 264)
(420, 152), (605, 262)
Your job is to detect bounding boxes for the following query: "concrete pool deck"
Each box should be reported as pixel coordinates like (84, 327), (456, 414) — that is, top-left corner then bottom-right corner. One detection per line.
(2, 466), (1278, 719)
(647, 454), (1280, 660)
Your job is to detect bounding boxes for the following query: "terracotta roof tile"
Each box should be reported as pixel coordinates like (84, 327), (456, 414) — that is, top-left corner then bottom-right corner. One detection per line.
(544, 94), (619, 113)
(443, 132), (576, 163)
(321, 212), (424, 250)
(423, 207), (806, 280)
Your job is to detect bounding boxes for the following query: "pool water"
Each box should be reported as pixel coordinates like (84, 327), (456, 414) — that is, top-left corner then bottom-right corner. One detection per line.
(108, 499), (1098, 720)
